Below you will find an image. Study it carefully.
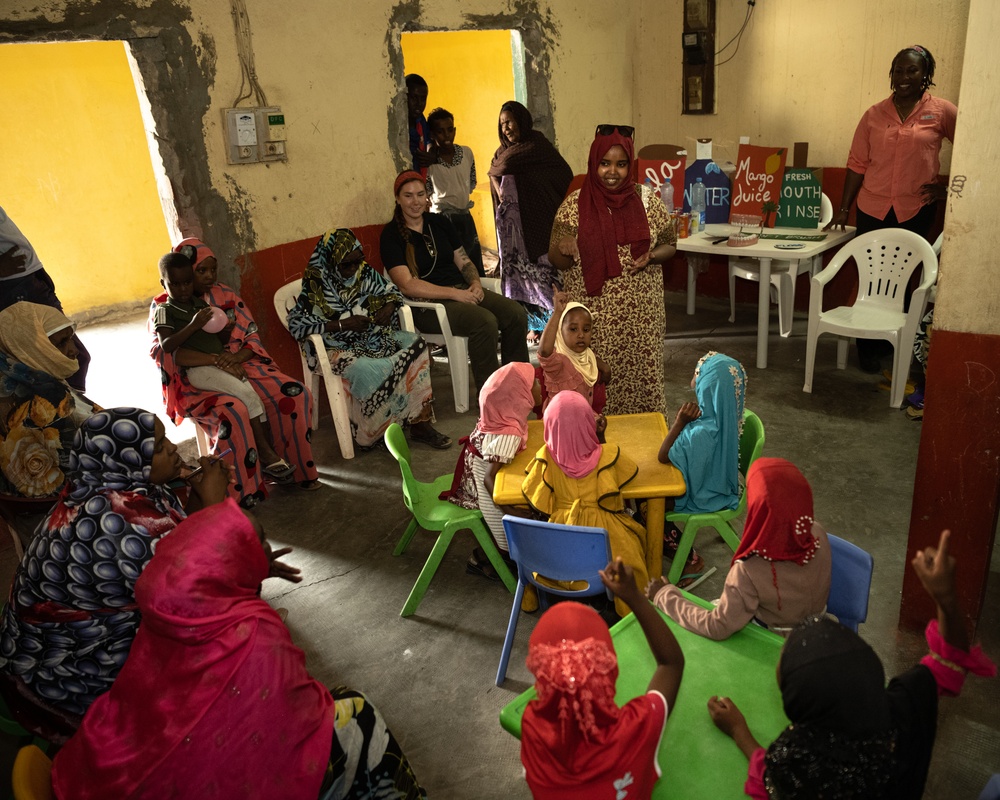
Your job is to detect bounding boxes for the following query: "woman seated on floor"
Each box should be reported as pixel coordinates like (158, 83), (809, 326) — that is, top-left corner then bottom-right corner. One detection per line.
(0, 407), (229, 736)
(52, 498), (427, 800)
(0, 302), (98, 500)
(148, 238), (319, 508)
(287, 227), (451, 450)
(648, 458), (831, 640)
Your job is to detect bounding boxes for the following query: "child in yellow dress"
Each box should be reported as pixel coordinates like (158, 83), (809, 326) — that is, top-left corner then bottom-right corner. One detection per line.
(521, 390), (650, 617)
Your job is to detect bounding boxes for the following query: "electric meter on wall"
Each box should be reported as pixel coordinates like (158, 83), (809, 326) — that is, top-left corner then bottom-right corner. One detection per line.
(224, 106), (288, 164)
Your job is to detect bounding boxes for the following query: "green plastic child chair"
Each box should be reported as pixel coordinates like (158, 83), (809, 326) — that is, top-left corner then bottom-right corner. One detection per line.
(665, 408), (766, 585)
(384, 423), (516, 617)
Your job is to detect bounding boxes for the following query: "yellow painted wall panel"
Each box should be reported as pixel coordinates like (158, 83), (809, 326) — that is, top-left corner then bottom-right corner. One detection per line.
(1, 41), (170, 315)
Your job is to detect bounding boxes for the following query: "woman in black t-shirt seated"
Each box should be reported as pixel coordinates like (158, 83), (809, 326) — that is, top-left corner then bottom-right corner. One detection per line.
(380, 171), (530, 397)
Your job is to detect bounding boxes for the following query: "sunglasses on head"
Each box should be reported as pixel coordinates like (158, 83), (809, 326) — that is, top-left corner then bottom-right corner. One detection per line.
(595, 124), (634, 138)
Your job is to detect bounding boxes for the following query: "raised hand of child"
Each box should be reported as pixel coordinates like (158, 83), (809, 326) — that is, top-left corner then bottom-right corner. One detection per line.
(674, 402), (701, 427)
(912, 529), (957, 607)
(551, 286), (569, 315)
(192, 306), (215, 328)
(600, 557), (642, 606)
(0, 246), (27, 278)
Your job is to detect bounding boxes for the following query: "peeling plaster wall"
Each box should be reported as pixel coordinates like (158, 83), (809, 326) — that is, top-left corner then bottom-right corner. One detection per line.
(1, 0), (638, 287)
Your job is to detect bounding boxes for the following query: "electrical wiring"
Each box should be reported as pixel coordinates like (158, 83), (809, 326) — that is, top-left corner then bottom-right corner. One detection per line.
(715, 0), (756, 67)
(230, 0), (268, 108)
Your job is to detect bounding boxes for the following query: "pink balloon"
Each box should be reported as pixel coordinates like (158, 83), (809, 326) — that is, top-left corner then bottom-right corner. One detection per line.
(202, 306), (229, 334)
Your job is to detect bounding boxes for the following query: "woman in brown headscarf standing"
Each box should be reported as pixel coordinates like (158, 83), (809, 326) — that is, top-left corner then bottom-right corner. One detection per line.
(488, 101), (573, 340)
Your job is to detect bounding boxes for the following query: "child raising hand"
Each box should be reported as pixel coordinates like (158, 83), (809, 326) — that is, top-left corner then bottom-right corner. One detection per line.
(535, 285), (611, 415)
(520, 557), (684, 800)
(707, 529), (995, 799)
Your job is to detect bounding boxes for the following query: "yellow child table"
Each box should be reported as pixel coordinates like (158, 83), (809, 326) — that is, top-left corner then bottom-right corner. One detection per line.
(492, 413), (686, 579)
(499, 595), (790, 799)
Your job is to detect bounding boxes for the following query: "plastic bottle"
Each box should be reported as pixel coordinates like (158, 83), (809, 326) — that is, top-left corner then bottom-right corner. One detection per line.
(691, 177), (706, 233)
(660, 179), (674, 212)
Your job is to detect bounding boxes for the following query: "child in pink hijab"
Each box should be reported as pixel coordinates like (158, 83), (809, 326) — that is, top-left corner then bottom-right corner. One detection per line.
(521, 391), (651, 616)
(445, 362), (541, 579)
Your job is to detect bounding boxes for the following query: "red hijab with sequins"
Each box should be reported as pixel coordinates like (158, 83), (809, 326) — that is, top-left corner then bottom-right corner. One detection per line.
(576, 131), (651, 296)
(732, 458), (819, 566)
(522, 602), (620, 775)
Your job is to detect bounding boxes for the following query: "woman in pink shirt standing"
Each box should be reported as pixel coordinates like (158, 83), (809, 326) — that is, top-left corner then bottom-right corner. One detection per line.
(826, 45), (956, 372)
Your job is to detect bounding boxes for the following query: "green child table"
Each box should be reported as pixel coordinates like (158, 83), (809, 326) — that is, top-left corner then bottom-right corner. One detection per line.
(499, 593), (790, 799)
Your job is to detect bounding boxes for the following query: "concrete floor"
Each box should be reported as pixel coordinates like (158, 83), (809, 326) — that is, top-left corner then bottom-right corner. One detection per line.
(1, 290), (997, 797)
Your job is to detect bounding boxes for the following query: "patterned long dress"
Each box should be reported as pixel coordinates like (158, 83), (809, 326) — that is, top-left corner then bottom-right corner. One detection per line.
(147, 283), (318, 506)
(287, 228), (435, 449)
(550, 184), (675, 415)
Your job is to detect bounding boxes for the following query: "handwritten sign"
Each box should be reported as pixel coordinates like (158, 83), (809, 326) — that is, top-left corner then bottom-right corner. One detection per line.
(637, 144), (686, 212)
(682, 160), (731, 224)
(730, 145), (787, 227)
(775, 168), (822, 229)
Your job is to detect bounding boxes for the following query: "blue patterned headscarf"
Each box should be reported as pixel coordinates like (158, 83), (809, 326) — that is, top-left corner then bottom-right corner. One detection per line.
(669, 352), (748, 514)
(68, 408), (162, 497)
(0, 408), (187, 716)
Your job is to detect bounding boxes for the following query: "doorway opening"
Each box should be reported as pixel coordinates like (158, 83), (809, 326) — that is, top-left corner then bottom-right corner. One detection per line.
(400, 29), (526, 251)
(1, 39), (194, 441)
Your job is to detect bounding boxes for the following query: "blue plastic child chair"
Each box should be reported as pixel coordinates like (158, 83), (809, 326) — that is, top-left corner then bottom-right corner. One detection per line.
(496, 516), (612, 686)
(826, 533), (874, 632)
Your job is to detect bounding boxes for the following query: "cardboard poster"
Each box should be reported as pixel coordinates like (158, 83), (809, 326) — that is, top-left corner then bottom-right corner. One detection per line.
(682, 159), (731, 224)
(637, 144), (686, 212)
(730, 145), (787, 227)
(775, 168), (822, 228)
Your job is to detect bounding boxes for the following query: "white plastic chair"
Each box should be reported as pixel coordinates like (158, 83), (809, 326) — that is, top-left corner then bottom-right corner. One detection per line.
(802, 229), (938, 408)
(395, 277), (500, 415)
(273, 280), (355, 459)
(729, 193), (833, 337)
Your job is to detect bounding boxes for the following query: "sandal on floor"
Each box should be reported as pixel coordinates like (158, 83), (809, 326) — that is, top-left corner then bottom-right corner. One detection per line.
(677, 572), (703, 590)
(683, 552), (706, 576)
(299, 479), (322, 491)
(262, 459), (296, 483)
(466, 555), (502, 582)
(410, 425), (452, 450)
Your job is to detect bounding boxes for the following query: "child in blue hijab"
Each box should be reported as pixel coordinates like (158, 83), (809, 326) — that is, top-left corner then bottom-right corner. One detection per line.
(657, 352), (748, 576)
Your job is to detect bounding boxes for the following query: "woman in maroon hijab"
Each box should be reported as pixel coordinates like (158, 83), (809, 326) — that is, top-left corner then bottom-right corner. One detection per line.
(549, 125), (676, 415)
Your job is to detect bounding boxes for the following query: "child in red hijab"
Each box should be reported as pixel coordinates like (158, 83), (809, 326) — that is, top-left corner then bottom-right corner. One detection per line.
(648, 458), (831, 639)
(522, 557), (684, 799)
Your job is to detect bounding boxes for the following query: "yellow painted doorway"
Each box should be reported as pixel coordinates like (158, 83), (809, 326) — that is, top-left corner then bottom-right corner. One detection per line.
(1, 40), (172, 316)
(400, 30), (524, 251)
